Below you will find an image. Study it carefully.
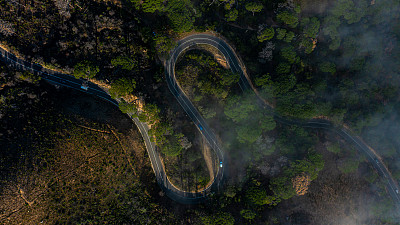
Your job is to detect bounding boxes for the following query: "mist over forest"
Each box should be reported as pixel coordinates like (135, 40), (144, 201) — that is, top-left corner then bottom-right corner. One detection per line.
(0, 0), (400, 223)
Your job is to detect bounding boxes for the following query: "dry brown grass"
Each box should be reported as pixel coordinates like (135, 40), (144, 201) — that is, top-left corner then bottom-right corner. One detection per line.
(0, 121), (144, 224)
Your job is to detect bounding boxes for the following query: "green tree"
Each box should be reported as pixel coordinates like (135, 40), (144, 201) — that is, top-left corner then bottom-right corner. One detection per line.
(323, 15), (341, 37)
(276, 28), (287, 40)
(111, 56), (136, 70)
(198, 106), (217, 119)
(118, 100), (137, 114)
(236, 123), (262, 144)
(270, 176), (296, 200)
(225, 93), (276, 144)
(240, 209), (256, 221)
(131, 0), (164, 13)
(300, 38), (314, 54)
(300, 152), (325, 180)
(223, 0), (235, 10)
(245, 2), (263, 16)
(109, 77), (136, 98)
(257, 27), (275, 42)
(180, 52), (238, 100)
(331, 0), (354, 17)
(224, 94), (257, 123)
(224, 185), (237, 198)
(201, 211), (235, 225)
(161, 136), (183, 156)
(260, 115), (276, 131)
(329, 36), (341, 50)
(149, 121), (185, 157)
(246, 186), (268, 205)
(331, 0), (367, 24)
(73, 61), (99, 79)
(149, 122), (171, 145)
(255, 73), (273, 88)
(294, 4), (301, 14)
(255, 73), (274, 100)
(275, 90), (318, 119)
(280, 46), (298, 64)
(246, 186), (278, 206)
(219, 71), (240, 86)
(326, 143), (341, 153)
(277, 11), (299, 28)
(319, 61), (336, 74)
(18, 71), (41, 84)
(302, 17), (320, 38)
(154, 35), (175, 55)
(274, 73), (296, 95)
(284, 31), (295, 42)
(322, 14), (342, 51)
(143, 103), (161, 125)
(276, 62), (291, 74)
(165, 0), (197, 33)
(235, 113), (275, 144)
(225, 9), (238, 22)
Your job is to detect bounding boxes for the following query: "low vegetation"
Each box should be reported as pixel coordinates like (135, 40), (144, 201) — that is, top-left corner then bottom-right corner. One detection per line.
(0, 65), (178, 224)
(1, 0), (399, 223)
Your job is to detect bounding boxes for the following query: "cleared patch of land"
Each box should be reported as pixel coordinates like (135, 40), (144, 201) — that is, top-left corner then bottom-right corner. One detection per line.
(0, 71), (177, 224)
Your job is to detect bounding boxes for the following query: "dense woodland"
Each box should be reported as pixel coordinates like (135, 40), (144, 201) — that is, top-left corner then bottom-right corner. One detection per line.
(1, 0), (400, 223)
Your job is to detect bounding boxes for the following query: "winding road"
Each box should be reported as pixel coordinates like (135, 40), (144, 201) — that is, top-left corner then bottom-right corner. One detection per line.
(165, 33), (400, 208)
(1, 33), (400, 207)
(0, 46), (210, 204)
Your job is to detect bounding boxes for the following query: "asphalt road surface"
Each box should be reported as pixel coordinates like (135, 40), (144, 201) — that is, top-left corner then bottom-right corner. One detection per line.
(165, 33), (400, 208)
(1, 33), (399, 207)
(0, 47), (209, 204)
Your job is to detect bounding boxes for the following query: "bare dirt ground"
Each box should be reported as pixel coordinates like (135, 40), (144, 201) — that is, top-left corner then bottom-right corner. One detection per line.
(196, 44), (230, 69)
(201, 135), (218, 187)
